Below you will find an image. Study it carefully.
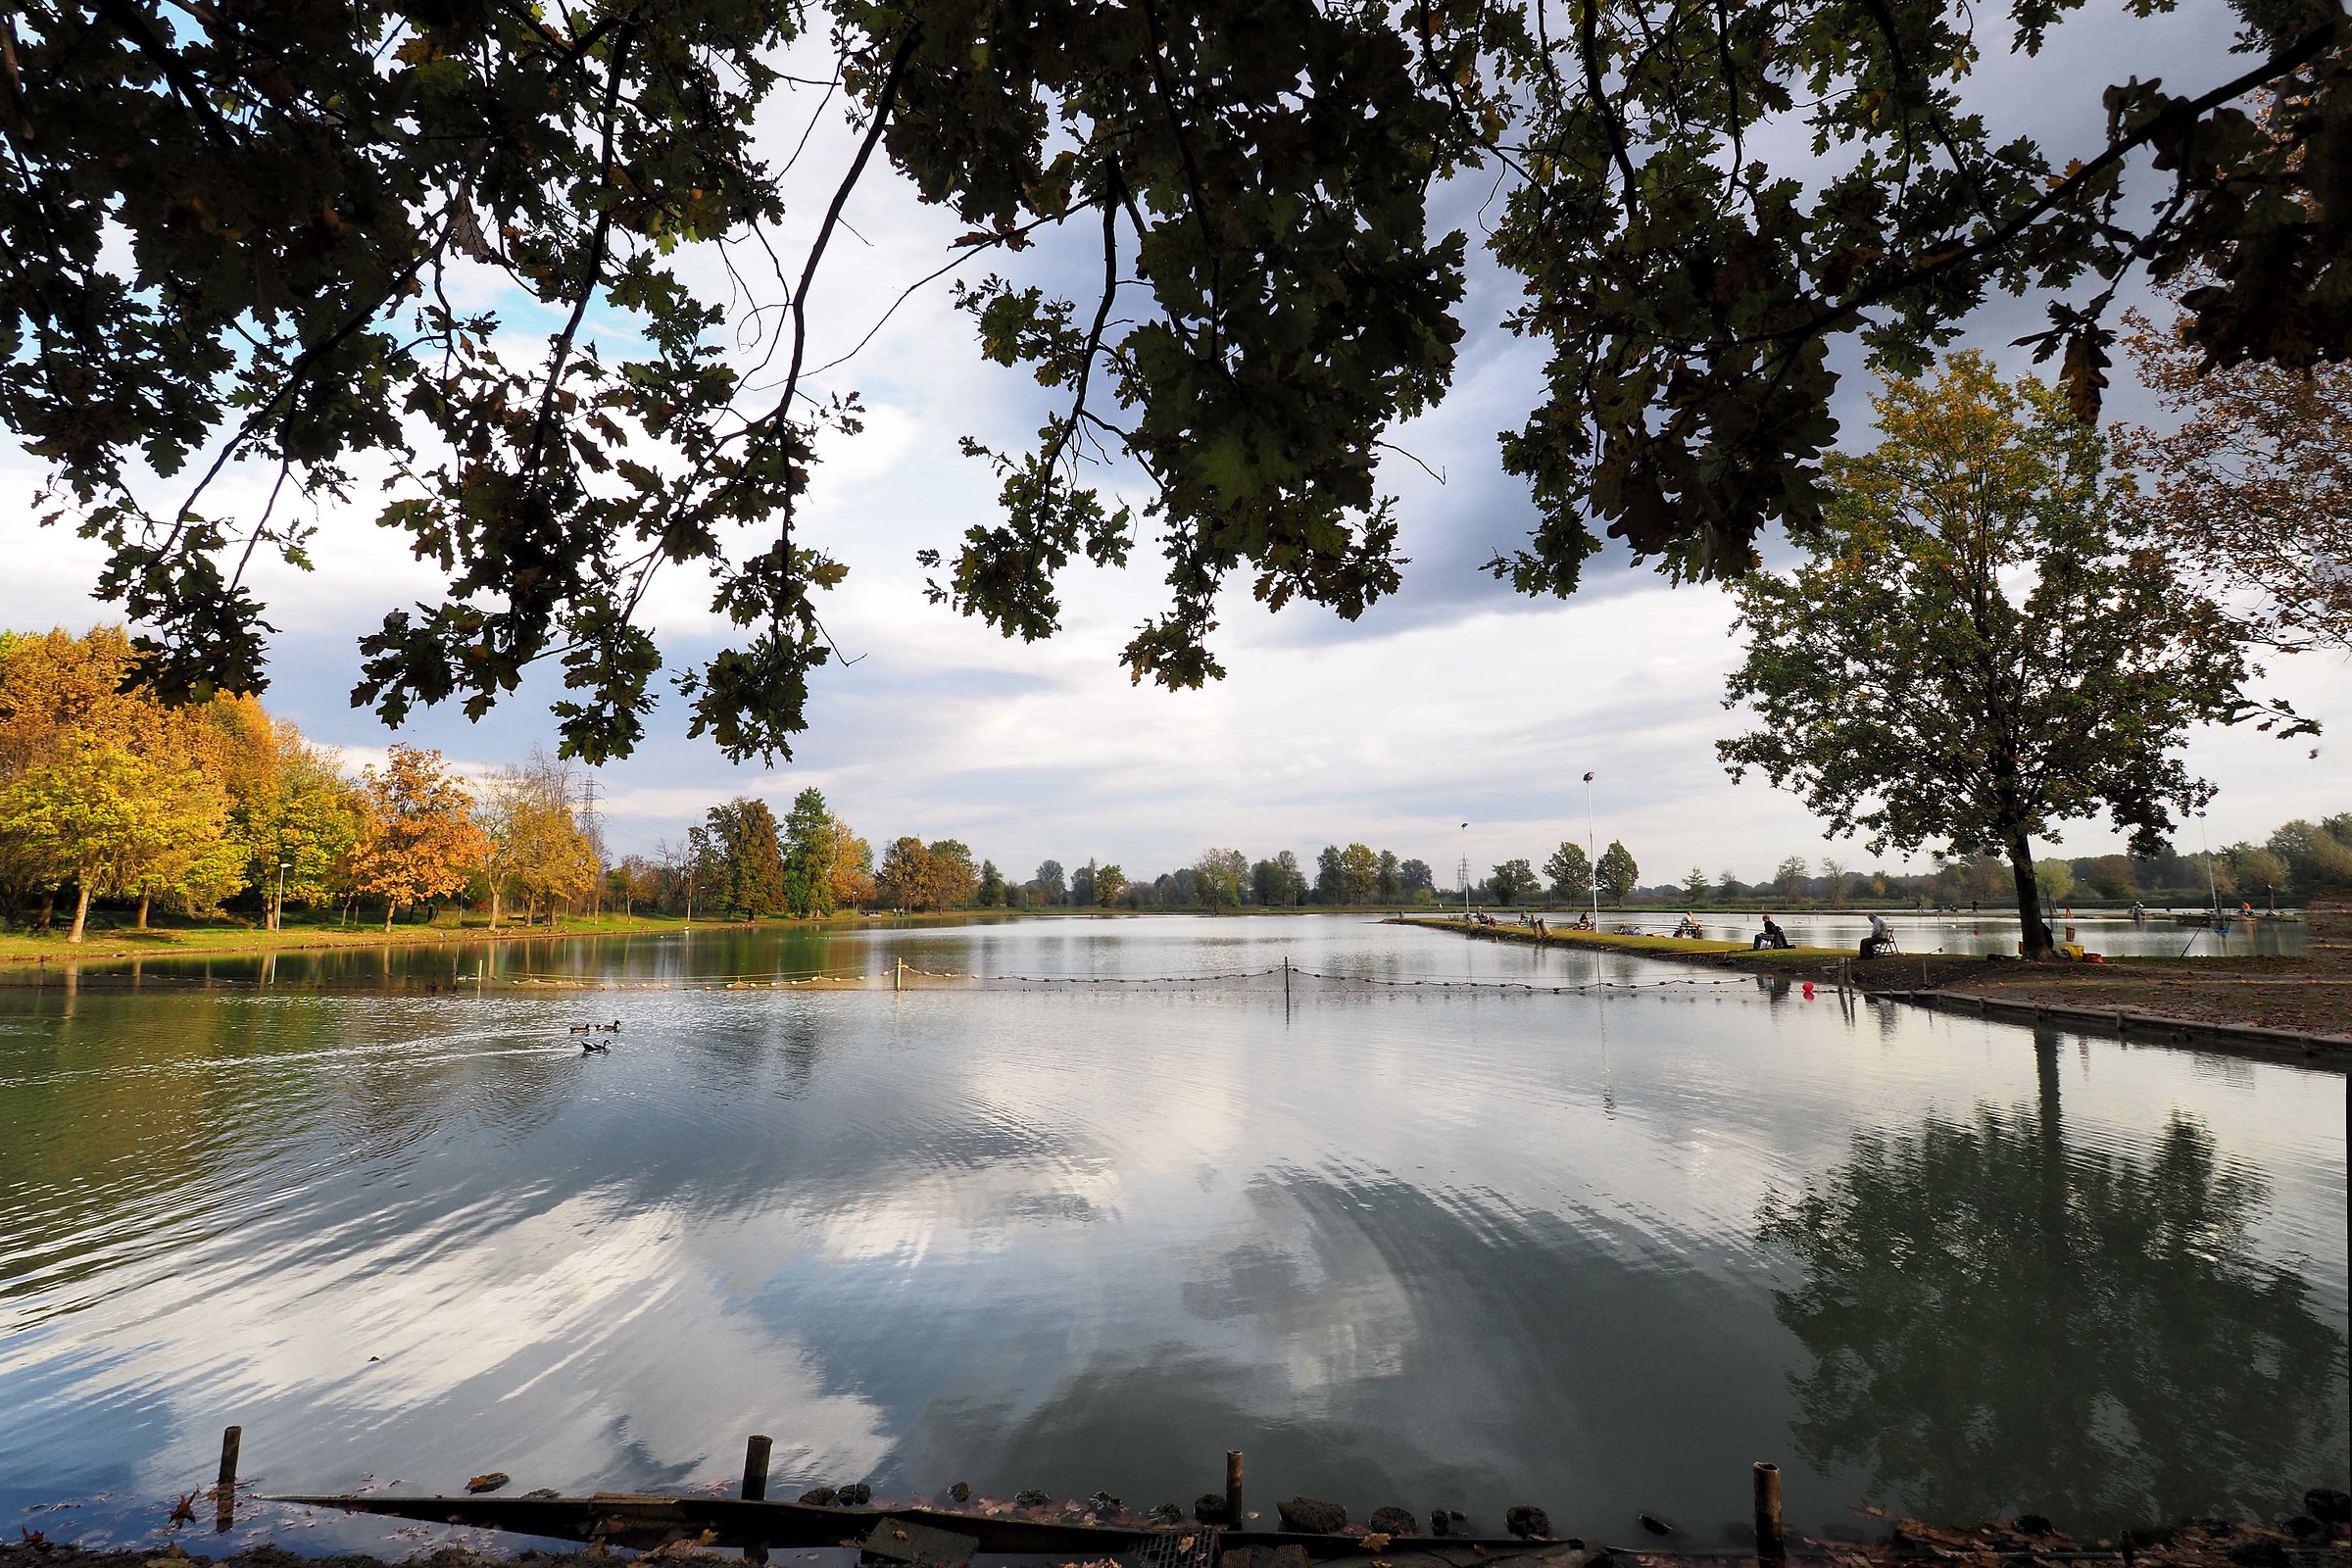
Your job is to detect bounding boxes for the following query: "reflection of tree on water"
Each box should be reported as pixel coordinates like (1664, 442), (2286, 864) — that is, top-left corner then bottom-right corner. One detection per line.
(1759, 1031), (2347, 1530)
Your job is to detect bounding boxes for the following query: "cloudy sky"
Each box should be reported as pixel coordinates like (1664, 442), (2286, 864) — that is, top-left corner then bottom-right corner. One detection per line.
(5, 1), (2343, 887)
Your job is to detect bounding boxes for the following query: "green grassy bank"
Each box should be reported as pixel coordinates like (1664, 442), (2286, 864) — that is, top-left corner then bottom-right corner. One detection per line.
(1394, 915), (1857, 968)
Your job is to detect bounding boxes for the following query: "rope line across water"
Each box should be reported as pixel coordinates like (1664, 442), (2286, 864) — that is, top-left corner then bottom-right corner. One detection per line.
(10, 961), (1822, 1002)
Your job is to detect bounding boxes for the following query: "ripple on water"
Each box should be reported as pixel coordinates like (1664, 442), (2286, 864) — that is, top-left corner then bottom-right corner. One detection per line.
(0, 917), (2343, 1547)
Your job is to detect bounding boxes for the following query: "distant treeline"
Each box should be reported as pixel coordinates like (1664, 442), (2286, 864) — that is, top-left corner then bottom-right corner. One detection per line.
(1617, 824), (2349, 910)
(11, 627), (2339, 941)
(609, 835), (1455, 914)
(635, 835), (1644, 913)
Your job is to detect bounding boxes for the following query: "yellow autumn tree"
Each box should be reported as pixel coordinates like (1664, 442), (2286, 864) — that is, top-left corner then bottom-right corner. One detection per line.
(119, 699), (243, 925)
(0, 733), (229, 941)
(230, 730), (365, 927)
(349, 745), (487, 931)
(476, 751), (596, 927)
(0, 625), (141, 772)
(0, 627), (240, 931)
(0, 627), (144, 921)
(820, 815), (876, 909)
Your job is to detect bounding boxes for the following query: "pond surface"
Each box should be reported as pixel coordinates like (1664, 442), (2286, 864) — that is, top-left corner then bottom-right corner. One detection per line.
(2, 916), (2344, 1556)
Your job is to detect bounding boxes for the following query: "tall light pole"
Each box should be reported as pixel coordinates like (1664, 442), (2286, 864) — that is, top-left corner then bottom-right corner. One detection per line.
(1583, 771), (1597, 926)
(2198, 809), (2220, 926)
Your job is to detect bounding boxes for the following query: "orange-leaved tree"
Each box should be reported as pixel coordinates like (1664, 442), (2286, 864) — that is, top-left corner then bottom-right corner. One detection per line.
(350, 746), (487, 931)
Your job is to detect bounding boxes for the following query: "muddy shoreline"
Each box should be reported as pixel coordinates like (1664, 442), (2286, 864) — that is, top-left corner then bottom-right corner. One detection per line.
(6, 1512), (2344, 1568)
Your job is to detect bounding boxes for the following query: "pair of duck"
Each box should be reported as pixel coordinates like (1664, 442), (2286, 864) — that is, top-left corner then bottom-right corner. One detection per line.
(571, 1020), (620, 1054)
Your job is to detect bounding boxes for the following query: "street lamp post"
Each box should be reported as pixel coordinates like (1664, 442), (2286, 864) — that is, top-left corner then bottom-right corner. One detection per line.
(1583, 771), (1597, 926)
(2198, 810), (2220, 925)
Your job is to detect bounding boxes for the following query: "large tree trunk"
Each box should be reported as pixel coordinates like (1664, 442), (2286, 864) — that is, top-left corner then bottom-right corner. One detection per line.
(384, 902), (396, 934)
(2008, 834), (2054, 960)
(39, 888), (56, 930)
(136, 891), (150, 930)
(68, 880), (92, 943)
(488, 886), (502, 930)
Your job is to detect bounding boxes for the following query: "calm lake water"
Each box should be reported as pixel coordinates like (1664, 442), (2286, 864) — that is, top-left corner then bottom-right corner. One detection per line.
(2, 915), (2344, 1555)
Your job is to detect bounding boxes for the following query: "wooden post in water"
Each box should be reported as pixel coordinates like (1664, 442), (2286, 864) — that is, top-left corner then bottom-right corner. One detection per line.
(741, 1434), (771, 1500)
(742, 1434), (772, 1566)
(1224, 1449), (1244, 1527)
(1752, 1461), (1784, 1565)
(896, 956), (904, 994)
(216, 1425), (242, 1532)
(1283, 957), (1291, 1003)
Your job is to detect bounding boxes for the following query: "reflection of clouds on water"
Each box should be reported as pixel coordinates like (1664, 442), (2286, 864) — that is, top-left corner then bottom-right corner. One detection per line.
(791, 1159), (1127, 1268)
(3, 917), (2343, 1550)
(0, 1188), (888, 1499)
(1182, 1192), (1416, 1394)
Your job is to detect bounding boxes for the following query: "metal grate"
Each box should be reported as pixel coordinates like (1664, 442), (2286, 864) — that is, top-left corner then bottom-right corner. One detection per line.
(1122, 1526), (1223, 1568)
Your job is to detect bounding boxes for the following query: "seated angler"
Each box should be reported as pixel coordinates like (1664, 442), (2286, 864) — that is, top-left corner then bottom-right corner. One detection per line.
(1859, 911), (1896, 958)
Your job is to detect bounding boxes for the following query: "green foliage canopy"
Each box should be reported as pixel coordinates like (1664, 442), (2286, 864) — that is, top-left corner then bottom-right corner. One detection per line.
(1489, 857), (1539, 904)
(1594, 840), (1639, 904)
(1544, 840), (1592, 901)
(780, 786), (835, 917)
(703, 796), (786, 916)
(5, 0), (2344, 757)
(1719, 355), (2302, 956)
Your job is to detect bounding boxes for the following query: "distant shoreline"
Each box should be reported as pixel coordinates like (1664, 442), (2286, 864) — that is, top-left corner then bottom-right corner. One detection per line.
(1399, 915), (2347, 1053)
(0, 900), (2301, 974)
